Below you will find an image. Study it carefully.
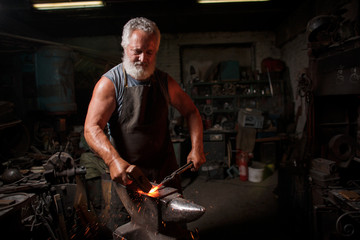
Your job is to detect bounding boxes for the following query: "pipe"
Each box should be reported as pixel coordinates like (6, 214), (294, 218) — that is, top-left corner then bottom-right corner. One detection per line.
(0, 32), (121, 63)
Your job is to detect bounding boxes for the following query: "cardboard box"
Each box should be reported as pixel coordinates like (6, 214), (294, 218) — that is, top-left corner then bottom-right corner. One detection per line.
(238, 108), (264, 128)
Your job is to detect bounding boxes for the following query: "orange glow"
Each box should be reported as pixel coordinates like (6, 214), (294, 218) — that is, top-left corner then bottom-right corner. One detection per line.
(146, 185), (161, 197)
(137, 184), (161, 197)
(149, 185), (159, 194)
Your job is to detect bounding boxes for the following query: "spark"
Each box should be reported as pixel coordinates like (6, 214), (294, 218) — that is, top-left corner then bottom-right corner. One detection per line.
(84, 226), (90, 235)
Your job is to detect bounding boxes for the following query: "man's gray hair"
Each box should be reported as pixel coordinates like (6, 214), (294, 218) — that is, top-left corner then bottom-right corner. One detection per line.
(121, 17), (161, 51)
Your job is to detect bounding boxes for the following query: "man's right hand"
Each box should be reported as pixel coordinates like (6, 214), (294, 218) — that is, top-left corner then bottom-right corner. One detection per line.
(108, 159), (133, 186)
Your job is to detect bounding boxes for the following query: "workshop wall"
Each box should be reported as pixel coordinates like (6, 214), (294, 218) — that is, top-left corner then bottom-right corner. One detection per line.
(157, 31), (281, 82)
(280, 32), (308, 122)
(62, 31), (284, 109)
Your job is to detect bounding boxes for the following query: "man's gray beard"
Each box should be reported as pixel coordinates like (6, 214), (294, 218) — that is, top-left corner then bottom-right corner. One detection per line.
(123, 54), (156, 80)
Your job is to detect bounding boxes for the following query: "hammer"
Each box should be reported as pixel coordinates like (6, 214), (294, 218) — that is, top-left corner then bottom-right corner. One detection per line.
(126, 165), (153, 193)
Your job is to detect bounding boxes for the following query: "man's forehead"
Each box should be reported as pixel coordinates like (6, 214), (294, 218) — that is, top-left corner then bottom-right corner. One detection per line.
(130, 29), (156, 39)
(128, 32), (158, 48)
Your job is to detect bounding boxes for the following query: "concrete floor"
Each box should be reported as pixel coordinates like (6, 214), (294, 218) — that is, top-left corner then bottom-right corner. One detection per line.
(182, 170), (307, 240)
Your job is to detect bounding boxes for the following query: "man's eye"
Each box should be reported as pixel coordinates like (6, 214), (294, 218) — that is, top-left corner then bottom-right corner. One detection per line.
(146, 51), (153, 56)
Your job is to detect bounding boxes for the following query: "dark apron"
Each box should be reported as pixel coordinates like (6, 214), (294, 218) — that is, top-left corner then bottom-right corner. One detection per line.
(109, 66), (180, 189)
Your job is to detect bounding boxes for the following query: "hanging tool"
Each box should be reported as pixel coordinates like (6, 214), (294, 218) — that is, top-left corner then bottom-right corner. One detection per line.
(266, 67), (274, 96)
(155, 162), (194, 190)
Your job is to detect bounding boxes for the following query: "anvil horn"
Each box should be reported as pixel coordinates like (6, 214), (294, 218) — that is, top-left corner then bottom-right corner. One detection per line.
(162, 197), (205, 223)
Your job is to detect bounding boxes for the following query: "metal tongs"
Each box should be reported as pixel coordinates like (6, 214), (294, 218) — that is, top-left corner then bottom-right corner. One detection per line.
(156, 162), (194, 189)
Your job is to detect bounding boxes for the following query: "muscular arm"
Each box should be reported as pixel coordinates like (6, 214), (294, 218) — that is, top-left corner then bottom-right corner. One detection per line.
(84, 76), (131, 185)
(167, 76), (206, 170)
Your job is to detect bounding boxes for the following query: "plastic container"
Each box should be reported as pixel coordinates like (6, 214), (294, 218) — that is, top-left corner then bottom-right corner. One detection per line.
(248, 161), (265, 183)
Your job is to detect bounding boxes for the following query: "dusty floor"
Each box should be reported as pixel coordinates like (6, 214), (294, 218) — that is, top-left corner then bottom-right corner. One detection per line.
(182, 170), (308, 240)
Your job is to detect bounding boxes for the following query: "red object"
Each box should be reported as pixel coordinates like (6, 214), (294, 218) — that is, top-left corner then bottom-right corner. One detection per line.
(236, 150), (248, 181)
(261, 57), (285, 73)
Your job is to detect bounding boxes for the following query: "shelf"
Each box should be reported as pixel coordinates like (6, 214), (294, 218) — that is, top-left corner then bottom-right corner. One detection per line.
(191, 80), (280, 86)
(238, 94), (273, 98)
(212, 109), (238, 113)
(204, 130), (237, 134)
(186, 70), (285, 134)
(192, 94), (272, 100)
(193, 95), (236, 99)
(255, 135), (288, 143)
(319, 122), (357, 126)
(192, 79), (240, 85)
(0, 119), (22, 130)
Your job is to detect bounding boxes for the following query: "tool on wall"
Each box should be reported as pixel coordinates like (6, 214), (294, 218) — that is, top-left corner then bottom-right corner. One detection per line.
(266, 68), (274, 96)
